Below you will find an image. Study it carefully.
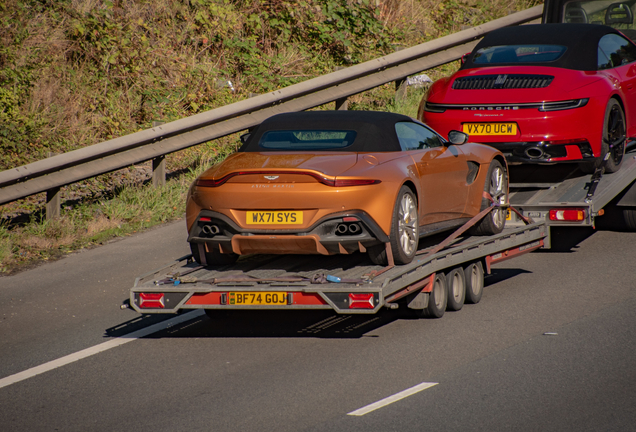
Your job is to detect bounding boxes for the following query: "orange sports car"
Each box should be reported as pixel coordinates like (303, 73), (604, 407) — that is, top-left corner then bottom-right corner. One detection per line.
(186, 111), (508, 266)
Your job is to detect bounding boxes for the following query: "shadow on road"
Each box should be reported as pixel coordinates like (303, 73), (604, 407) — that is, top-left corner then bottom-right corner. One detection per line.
(106, 266), (533, 340)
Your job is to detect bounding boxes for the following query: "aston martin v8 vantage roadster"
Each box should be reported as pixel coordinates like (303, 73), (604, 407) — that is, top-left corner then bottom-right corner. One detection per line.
(186, 111), (508, 266)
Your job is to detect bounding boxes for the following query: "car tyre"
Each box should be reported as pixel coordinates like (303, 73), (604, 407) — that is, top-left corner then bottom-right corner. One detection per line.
(471, 160), (508, 236)
(190, 242), (239, 267)
(580, 99), (625, 174)
(368, 186), (419, 265)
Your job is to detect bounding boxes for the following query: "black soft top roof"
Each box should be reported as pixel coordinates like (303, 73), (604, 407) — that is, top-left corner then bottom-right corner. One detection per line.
(462, 23), (625, 71)
(240, 110), (418, 153)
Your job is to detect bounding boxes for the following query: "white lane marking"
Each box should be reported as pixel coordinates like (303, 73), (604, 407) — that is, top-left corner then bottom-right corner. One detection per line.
(347, 382), (439, 416)
(0, 310), (205, 390)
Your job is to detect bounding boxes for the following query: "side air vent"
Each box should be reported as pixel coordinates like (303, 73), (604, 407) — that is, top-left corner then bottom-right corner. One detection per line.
(452, 74), (554, 90)
(466, 161), (479, 184)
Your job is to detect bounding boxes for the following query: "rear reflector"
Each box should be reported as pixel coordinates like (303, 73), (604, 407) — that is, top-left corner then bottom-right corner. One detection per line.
(139, 293), (165, 309)
(342, 216), (359, 222)
(549, 208), (585, 221)
(199, 217), (212, 222)
(348, 293), (375, 309)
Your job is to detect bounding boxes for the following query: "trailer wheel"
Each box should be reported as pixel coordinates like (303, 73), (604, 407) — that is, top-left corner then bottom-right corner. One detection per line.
(623, 207), (636, 231)
(464, 261), (484, 304)
(368, 185), (419, 265)
(470, 160), (508, 236)
(445, 267), (466, 311)
(190, 242), (238, 267)
(421, 273), (447, 318)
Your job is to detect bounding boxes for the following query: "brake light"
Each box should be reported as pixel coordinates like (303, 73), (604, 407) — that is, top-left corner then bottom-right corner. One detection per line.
(139, 293), (165, 308)
(549, 208), (586, 221)
(348, 293), (375, 309)
(196, 171), (380, 188)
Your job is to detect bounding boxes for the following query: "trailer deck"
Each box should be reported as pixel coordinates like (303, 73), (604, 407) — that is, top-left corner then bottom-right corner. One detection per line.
(506, 149), (636, 241)
(131, 222), (546, 315)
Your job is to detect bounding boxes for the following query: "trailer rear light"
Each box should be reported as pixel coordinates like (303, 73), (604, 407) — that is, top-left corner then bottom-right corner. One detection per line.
(139, 293), (165, 308)
(549, 208), (585, 221)
(348, 293), (375, 309)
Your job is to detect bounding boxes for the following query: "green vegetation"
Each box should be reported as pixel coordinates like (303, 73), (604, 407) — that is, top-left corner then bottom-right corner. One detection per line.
(0, 0), (541, 274)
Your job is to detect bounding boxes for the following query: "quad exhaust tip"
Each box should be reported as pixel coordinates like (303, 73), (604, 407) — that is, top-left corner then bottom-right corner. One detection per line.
(336, 223), (362, 235)
(202, 224), (221, 235)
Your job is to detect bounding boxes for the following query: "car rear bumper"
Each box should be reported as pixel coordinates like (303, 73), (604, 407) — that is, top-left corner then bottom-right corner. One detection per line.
(187, 210), (389, 256)
(488, 140), (596, 164)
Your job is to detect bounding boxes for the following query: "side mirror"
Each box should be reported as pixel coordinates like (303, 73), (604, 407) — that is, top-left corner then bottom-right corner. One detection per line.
(448, 130), (468, 145)
(240, 132), (251, 144)
(461, 53), (471, 64)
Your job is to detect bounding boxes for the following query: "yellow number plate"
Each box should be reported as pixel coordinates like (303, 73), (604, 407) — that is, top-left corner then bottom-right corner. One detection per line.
(463, 123), (517, 136)
(246, 211), (303, 224)
(229, 292), (288, 305)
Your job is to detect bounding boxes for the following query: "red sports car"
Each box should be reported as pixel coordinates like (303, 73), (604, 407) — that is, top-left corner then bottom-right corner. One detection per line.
(419, 24), (634, 173)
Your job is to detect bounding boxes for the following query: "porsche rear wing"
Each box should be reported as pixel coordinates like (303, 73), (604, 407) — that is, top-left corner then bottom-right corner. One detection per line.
(505, 147), (636, 247)
(130, 222), (546, 315)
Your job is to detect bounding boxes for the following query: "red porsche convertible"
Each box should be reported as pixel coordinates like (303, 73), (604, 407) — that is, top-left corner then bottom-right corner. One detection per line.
(420, 24), (634, 173)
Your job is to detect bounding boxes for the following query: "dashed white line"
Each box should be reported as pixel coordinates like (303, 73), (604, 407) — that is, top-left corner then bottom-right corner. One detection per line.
(347, 382), (439, 416)
(0, 310), (205, 390)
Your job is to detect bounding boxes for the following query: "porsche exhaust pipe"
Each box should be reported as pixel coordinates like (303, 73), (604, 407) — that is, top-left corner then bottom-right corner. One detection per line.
(524, 146), (544, 159)
(202, 224), (220, 235)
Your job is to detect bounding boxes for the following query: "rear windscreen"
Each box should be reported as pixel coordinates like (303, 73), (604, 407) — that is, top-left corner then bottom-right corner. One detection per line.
(258, 130), (357, 150)
(472, 45), (568, 64)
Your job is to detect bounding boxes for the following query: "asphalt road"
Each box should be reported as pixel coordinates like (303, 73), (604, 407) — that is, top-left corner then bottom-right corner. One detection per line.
(0, 220), (635, 431)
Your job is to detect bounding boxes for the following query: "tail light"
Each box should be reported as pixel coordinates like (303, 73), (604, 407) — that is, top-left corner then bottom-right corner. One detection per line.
(196, 171), (380, 188)
(139, 293), (165, 308)
(549, 208), (586, 222)
(348, 293), (375, 309)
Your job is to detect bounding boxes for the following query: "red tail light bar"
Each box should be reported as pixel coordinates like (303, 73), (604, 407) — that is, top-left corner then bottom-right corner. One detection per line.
(196, 171), (380, 188)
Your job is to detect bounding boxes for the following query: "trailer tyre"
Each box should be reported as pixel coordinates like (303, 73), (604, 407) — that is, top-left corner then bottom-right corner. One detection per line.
(445, 267), (466, 311)
(421, 273), (447, 318)
(623, 207), (636, 231)
(190, 242), (238, 267)
(464, 261), (484, 304)
(470, 160), (508, 236)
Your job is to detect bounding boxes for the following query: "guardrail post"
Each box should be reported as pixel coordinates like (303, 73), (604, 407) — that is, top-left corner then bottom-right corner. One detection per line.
(152, 121), (166, 187)
(335, 97), (349, 110)
(152, 156), (166, 187)
(45, 151), (61, 220)
(46, 187), (61, 220)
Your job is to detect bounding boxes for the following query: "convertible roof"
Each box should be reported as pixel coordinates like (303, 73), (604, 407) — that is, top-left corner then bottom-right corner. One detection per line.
(240, 111), (416, 152)
(463, 23), (626, 71)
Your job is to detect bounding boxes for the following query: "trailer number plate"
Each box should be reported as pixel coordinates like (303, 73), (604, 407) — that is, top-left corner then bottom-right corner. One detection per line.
(229, 292), (288, 305)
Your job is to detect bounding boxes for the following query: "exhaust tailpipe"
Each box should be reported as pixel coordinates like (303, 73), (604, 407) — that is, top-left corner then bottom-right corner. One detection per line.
(348, 223), (361, 234)
(336, 224), (349, 235)
(202, 224), (220, 235)
(524, 146), (544, 159)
